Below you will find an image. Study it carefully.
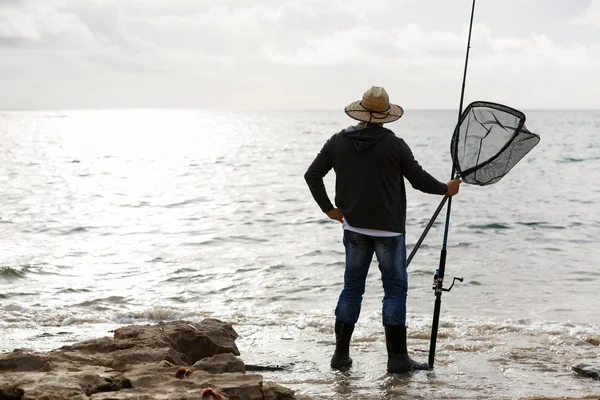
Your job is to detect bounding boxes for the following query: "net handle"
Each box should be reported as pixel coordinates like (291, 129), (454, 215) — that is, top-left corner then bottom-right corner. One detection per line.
(406, 194), (449, 267)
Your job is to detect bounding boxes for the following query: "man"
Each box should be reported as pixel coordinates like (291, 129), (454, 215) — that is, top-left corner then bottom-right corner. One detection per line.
(304, 86), (461, 373)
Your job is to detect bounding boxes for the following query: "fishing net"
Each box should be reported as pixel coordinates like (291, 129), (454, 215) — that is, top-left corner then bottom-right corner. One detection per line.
(451, 101), (540, 186)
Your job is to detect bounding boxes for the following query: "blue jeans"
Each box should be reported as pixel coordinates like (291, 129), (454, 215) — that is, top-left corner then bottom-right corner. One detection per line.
(335, 230), (408, 326)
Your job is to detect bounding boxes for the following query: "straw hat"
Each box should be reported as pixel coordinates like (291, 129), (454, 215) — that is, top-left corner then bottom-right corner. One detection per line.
(344, 86), (404, 124)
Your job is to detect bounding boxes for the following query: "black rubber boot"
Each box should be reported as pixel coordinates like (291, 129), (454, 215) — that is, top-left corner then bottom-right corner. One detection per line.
(385, 325), (430, 373)
(330, 321), (355, 370)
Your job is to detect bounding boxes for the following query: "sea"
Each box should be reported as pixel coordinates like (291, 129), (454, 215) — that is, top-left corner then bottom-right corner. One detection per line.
(1, 109), (599, 399)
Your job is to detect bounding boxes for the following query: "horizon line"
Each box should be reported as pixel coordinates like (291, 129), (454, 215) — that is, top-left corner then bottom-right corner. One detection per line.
(1, 107), (599, 112)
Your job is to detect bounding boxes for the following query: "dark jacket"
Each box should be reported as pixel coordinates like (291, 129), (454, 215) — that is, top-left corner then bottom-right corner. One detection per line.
(304, 124), (447, 234)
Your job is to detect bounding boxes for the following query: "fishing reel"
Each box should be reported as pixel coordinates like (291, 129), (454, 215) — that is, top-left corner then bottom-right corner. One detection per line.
(432, 269), (463, 294)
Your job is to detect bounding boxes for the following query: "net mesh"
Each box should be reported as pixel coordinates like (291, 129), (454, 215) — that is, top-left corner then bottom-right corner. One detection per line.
(451, 101), (540, 186)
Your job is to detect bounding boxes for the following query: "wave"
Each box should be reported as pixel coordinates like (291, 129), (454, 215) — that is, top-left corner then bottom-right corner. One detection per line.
(442, 343), (489, 352)
(60, 316), (113, 326)
(468, 223), (511, 230)
(56, 288), (92, 294)
(62, 227), (92, 235)
(43, 114), (69, 119)
(113, 307), (206, 324)
(559, 156), (600, 163)
(180, 240), (216, 247)
(225, 235), (268, 243)
(58, 307), (209, 326)
(3, 303), (28, 312)
(407, 243), (433, 250)
(517, 221), (567, 230)
(163, 273), (212, 283)
(263, 264), (286, 271)
(32, 226), (94, 235)
(163, 197), (211, 208)
(300, 250), (323, 257)
(148, 257), (181, 265)
(118, 201), (151, 208)
(75, 296), (129, 307)
(0, 266), (29, 280)
(410, 269), (432, 276)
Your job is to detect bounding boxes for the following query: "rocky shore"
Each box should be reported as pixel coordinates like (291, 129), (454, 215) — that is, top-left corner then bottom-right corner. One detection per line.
(1, 318), (598, 400)
(0, 319), (308, 400)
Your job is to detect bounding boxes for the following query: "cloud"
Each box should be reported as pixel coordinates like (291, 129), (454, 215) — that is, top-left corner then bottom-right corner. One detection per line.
(262, 25), (398, 66)
(62, 3), (129, 49)
(0, 1), (103, 53)
(0, 8), (41, 42)
(571, 0), (600, 26)
(0, 0), (160, 74)
(0, 0), (598, 109)
(86, 54), (164, 74)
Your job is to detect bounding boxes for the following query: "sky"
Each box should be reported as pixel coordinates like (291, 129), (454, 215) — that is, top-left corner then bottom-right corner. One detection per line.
(0, 0), (599, 110)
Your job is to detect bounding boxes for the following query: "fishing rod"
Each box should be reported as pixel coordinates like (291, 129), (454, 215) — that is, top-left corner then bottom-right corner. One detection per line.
(408, 0), (476, 268)
(427, 0), (476, 368)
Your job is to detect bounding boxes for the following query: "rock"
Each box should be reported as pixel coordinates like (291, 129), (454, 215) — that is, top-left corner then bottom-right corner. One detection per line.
(584, 336), (600, 346)
(0, 386), (24, 400)
(58, 319), (240, 369)
(193, 353), (245, 374)
(0, 350), (58, 372)
(0, 319), (303, 400)
(572, 362), (600, 380)
(262, 382), (296, 400)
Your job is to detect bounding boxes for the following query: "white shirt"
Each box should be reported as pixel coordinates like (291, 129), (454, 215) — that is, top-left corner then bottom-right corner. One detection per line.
(342, 218), (401, 237)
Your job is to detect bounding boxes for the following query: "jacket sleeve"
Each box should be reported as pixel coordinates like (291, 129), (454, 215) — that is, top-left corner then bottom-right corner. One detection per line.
(304, 139), (335, 212)
(398, 139), (448, 195)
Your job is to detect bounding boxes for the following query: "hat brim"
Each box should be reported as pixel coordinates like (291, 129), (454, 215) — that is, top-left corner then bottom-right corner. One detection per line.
(344, 101), (404, 124)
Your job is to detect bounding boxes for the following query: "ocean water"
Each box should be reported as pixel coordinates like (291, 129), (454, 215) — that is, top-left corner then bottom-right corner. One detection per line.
(0, 109), (599, 399)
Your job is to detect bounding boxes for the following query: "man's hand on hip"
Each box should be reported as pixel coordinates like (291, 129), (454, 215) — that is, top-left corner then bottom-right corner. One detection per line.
(325, 208), (344, 223)
(446, 179), (462, 196)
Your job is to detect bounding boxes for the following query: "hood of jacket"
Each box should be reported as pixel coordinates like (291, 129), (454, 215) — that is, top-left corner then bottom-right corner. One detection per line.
(342, 124), (392, 153)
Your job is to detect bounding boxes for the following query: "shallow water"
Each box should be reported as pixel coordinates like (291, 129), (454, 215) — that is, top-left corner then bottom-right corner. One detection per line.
(1, 109), (599, 399)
